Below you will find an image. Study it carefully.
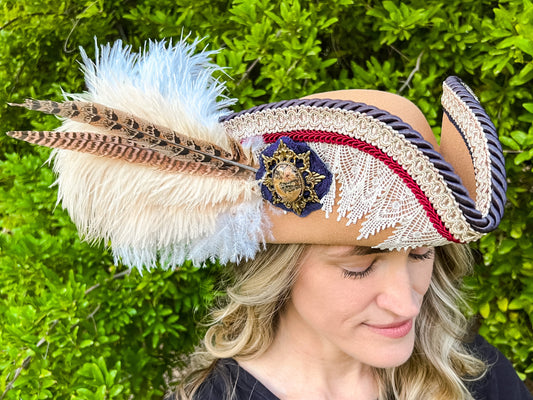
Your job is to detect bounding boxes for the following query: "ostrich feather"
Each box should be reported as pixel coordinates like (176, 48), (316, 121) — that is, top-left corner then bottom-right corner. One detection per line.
(51, 150), (262, 270)
(75, 38), (235, 146)
(7, 38), (265, 270)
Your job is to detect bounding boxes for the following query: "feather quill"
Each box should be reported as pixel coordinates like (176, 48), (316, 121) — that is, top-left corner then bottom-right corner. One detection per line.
(8, 99), (256, 177)
(6, 130), (231, 175)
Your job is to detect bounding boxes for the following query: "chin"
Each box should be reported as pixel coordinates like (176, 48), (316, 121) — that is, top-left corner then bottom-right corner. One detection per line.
(363, 333), (417, 369)
(371, 348), (415, 369)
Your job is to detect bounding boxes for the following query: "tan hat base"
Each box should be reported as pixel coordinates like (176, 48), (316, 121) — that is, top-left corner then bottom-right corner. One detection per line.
(264, 201), (397, 248)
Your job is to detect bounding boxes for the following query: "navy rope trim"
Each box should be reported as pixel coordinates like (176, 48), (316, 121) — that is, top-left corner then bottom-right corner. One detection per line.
(443, 76), (506, 232)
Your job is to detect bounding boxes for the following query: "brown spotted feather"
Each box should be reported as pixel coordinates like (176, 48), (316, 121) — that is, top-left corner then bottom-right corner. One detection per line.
(6, 130), (243, 176)
(8, 100), (256, 177)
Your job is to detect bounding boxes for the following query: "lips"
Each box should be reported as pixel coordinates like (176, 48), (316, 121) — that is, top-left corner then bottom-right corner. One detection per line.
(363, 319), (413, 339)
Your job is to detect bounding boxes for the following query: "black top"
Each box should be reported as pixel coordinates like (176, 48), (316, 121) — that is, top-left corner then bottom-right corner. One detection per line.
(168, 335), (533, 399)
(467, 335), (533, 400)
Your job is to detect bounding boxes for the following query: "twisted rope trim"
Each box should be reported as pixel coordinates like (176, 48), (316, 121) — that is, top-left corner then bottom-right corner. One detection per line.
(442, 76), (506, 232)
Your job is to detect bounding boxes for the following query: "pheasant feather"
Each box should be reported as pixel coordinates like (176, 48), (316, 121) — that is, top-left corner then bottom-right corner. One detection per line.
(8, 99), (256, 177)
(6, 130), (232, 174)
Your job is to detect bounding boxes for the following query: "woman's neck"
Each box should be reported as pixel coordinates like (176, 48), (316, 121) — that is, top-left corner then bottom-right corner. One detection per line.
(237, 310), (379, 400)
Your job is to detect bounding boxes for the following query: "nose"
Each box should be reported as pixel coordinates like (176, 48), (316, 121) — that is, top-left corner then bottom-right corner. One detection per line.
(375, 253), (422, 319)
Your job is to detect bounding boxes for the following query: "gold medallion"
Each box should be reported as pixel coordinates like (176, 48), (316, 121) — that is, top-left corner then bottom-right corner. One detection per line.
(261, 139), (326, 215)
(272, 162), (304, 203)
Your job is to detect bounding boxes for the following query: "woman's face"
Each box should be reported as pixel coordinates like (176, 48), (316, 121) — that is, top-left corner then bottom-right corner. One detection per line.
(283, 245), (434, 368)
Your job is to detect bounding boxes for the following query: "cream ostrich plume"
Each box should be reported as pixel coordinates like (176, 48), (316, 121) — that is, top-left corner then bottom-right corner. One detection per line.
(8, 39), (265, 270)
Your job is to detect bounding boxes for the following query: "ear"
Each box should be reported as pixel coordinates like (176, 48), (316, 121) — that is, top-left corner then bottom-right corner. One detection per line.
(439, 76), (506, 232)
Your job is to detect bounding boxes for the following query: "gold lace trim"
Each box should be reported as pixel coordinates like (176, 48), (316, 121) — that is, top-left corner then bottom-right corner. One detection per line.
(442, 82), (491, 216)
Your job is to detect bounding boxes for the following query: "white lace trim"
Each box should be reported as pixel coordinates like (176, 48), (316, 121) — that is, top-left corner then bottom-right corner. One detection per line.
(224, 105), (482, 245)
(442, 82), (492, 216)
(310, 142), (449, 248)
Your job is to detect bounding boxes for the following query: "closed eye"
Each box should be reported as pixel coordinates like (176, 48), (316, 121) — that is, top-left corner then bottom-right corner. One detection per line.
(342, 264), (375, 279)
(409, 248), (434, 261)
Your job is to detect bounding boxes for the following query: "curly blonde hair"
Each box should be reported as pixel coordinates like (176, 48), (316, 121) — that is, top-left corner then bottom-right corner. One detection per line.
(173, 243), (486, 399)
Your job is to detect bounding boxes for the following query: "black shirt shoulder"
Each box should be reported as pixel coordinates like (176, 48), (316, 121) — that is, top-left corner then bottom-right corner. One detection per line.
(467, 335), (533, 400)
(194, 358), (278, 400)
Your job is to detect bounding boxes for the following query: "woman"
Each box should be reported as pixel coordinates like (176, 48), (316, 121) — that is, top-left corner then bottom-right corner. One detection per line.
(169, 73), (529, 399)
(173, 243), (531, 399)
(7, 40), (531, 399)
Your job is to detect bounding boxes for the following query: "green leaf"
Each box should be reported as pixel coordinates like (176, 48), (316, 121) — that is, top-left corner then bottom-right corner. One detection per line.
(109, 384), (124, 397)
(510, 130), (528, 145)
(497, 239), (517, 255)
(499, 136), (521, 151)
(479, 302), (491, 319)
(514, 149), (533, 165)
(523, 103), (533, 113)
(516, 38), (533, 56)
(509, 298), (524, 310)
(79, 339), (93, 348)
(510, 63), (533, 86)
(497, 298), (509, 312)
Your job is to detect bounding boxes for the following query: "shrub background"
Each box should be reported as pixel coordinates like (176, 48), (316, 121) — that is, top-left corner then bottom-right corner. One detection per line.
(1, 0), (532, 398)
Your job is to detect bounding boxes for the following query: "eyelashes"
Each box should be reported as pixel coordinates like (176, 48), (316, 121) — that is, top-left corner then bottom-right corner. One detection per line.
(341, 248), (434, 280)
(409, 248), (435, 261)
(342, 265), (375, 280)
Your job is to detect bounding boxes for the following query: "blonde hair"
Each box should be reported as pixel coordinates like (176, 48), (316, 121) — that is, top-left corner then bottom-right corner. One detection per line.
(174, 243), (486, 399)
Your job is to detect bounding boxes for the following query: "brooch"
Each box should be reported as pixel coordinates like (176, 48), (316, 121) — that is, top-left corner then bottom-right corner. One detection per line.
(258, 137), (332, 216)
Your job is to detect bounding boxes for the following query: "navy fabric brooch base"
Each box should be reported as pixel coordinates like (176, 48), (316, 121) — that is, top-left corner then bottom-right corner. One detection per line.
(257, 137), (332, 217)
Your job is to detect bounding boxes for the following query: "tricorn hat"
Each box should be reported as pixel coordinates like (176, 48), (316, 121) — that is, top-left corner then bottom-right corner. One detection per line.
(7, 39), (506, 270)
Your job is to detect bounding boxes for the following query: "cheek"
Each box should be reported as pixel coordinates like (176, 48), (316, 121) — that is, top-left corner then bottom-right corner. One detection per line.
(413, 261), (434, 296)
(290, 264), (376, 324)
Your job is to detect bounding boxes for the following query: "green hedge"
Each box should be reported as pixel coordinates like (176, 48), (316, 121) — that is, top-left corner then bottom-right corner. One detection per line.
(1, 0), (532, 398)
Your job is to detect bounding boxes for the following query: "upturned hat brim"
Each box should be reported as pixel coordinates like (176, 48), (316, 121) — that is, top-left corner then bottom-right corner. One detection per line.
(222, 77), (506, 250)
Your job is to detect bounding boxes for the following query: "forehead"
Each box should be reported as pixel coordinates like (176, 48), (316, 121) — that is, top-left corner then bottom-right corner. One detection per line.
(302, 245), (397, 264)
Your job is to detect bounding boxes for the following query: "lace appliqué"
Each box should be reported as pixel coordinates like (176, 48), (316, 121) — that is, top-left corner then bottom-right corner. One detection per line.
(310, 143), (449, 248)
(442, 82), (492, 216)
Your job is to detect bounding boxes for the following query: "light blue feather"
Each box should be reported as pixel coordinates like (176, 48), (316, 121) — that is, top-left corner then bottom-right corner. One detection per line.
(78, 37), (236, 127)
